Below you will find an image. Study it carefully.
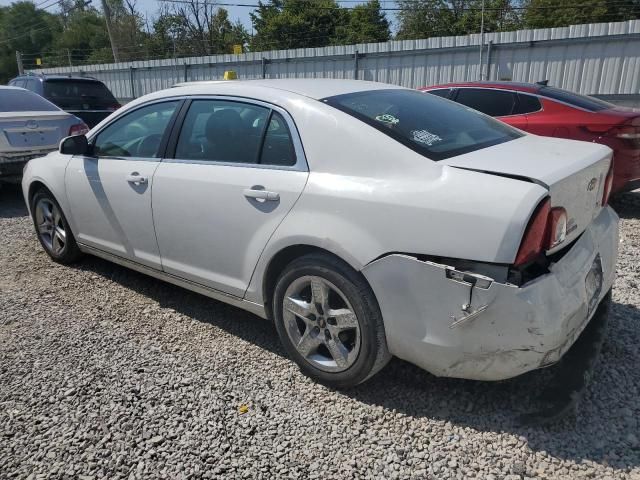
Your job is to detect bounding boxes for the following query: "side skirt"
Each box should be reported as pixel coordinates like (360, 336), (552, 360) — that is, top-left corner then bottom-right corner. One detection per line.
(77, 243), (268, 319)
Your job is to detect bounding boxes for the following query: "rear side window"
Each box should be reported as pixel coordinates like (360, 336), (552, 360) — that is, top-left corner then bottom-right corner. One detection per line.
(323, 89), (522, 161)
(174, 100), (297, 167)
(43, 80), (117, 107)
(454, 88), (517, 117)
(538, 86), (614, 112)
(514, 93), (542, 114)
(425, 89), (452, 99)
(0, 88), (59, 112)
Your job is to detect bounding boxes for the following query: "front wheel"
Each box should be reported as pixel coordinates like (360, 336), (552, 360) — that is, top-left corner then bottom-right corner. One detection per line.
(273, 253), (390, 388)
(31, 189), (82, 264)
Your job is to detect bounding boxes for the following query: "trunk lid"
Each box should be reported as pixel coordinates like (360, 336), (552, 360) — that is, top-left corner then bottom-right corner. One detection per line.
(0, 111), (70, 151)
(441, 134), (612, 251)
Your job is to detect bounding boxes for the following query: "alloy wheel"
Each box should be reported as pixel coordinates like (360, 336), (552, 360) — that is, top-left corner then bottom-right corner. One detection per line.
(35, 198), (66, 256)
(282, 275), (361, 372)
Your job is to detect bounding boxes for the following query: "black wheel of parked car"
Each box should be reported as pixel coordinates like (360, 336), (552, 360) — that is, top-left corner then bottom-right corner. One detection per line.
(273, 253), (391, 388)
(31, 189), (82, 264)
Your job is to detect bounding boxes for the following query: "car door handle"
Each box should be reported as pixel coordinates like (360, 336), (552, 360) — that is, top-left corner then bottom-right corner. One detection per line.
(126, 173), (147, 184)
(243, 188), (280, 201)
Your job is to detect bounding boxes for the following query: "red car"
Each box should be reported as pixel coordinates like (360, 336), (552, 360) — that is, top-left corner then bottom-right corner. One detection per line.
(420, 81), (640, 193)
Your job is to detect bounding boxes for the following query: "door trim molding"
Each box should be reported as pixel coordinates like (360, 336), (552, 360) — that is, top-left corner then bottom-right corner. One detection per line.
(77, 243), (268, 319)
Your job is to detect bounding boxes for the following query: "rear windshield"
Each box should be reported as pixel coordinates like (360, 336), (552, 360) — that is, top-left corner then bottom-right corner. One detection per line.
(44, 80), (116, 106)
(0, 88), (59, 112)
(322, 89), (522, 161)
(538, 86), (614, 112)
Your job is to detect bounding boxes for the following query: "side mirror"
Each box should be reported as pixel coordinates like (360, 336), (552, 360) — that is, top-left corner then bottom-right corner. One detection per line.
(59, 135), (92, 156)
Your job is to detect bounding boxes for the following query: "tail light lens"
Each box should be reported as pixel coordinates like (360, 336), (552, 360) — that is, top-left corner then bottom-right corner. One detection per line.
(69, 123), (89, 136)
(514, 198), (569, 266)
(514, 198), (551, 266)
(602, 164), (614, 206)
(604, 124), (640, 147)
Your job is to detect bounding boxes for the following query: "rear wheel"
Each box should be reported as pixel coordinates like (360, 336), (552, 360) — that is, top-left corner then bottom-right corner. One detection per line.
(273, 253), (390, 388)
(31, 189), (82, 264)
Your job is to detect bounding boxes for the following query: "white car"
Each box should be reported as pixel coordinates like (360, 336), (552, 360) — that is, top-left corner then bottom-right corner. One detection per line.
(21, 79), (618, 388)
(1, 86), (87, 184)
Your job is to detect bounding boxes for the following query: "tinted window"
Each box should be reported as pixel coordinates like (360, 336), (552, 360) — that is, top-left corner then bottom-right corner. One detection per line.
(514, 93), (542, 114)
(538, 86), (614, 111)
(0, 88), (60, 112)
(455, 88), (516, 117)
(175, 100), (270, 164)
(93, 101), (178, 158)
(323, 89), (522, 161)
(25, 79), (38, 91)
(426, 89), (451, 99)
(12, 79), (26, 88)
(44, 79), (117, 109)
(260, 112), (296, 166)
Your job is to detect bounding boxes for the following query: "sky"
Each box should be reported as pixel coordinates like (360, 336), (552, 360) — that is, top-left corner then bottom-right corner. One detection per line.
(0, 0), (396, 33)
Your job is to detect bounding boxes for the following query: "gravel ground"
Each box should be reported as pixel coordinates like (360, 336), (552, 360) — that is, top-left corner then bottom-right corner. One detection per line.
(1, 184), (639, 480)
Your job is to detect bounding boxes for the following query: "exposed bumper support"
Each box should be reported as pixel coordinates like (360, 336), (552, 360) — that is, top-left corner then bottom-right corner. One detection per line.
(362, 206), (619, 381)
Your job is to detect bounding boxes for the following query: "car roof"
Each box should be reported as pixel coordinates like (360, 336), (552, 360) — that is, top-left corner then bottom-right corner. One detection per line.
(170, 79), (404, 100)
(13, 74), (103, 82)
(422, 81), (541, 94)
(0, 85), (27, 90)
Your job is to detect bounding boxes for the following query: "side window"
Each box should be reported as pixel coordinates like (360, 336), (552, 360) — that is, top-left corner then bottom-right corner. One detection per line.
(25, 79), (37, 91)
(259, 112), (296, 166)
(454, 88), (516, 117)
(514, 93), (542, 114)
(174, 99), (269, 164)
(13, 79), (26, 88)
(93, 101), (179, 158)
(426, 89), (451, 99)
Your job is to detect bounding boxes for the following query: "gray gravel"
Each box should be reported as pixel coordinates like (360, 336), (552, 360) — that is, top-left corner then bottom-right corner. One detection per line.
(1, 184), (639, 480)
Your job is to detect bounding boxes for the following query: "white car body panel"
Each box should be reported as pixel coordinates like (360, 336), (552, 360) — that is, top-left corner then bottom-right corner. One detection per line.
(21, 79), (619, 382)
(65, 155), (163, 269)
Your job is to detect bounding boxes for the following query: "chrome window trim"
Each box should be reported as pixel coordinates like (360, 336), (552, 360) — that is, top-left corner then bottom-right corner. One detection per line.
(164, 95), (309, 173)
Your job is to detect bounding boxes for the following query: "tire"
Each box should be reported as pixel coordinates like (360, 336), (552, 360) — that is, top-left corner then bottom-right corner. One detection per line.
(273, 253), (391, 389)
(31, 188), (82, 264)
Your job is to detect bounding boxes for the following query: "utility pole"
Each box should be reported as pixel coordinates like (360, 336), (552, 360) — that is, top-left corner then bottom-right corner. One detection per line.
(15, 51), (24, 74)
(100, 0), (120, 63)
(67, 49), (73, 67)
(478, 0), (485, 80)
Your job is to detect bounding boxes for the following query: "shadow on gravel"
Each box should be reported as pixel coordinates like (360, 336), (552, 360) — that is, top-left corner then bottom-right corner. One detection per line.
(76, 251), (640, 471)
(0, 184), (28, 218)
(611, 190), (640, 219)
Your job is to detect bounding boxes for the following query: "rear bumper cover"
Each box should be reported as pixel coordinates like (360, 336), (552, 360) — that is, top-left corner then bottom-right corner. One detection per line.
(0, 150), (55, 177)
(362, 206), (619, 381)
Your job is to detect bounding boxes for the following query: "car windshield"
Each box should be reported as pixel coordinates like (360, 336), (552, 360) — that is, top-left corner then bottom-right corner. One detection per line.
(0, 88), (60, 112)
(322, 89), (522, 161)
(538, 86), (614, 112)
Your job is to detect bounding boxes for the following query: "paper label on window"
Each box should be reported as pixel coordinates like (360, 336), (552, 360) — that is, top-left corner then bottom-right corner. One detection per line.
(411, 130), (442, 146)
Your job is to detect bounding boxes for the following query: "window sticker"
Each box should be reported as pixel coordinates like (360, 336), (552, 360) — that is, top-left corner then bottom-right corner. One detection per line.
(411, 129), (442, 146)
(375, 113), (400, 125)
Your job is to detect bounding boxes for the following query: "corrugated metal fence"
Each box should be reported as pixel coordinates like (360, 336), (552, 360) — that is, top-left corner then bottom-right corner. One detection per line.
(33, 20), (640, 102)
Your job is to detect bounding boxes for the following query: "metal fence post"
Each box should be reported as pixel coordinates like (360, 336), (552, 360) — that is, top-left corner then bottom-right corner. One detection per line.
(262, 57), (267, 79)
(486, 41), (493, 81)
(354, 50), (359, 80)
(184, 62), (188, 82)
(129, 67), (135, 99)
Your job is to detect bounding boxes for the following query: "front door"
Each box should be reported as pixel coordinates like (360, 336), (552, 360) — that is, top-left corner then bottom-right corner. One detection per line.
(65, 100), (181, 269)
(152, 98), (308, 297)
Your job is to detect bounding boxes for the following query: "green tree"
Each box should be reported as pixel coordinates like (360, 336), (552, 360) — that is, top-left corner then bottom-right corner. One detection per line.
(335, 0), (390, 44)
(250, 0), (345, 51)
(396, 0), (455, 39)
(523, 0), (608, 28)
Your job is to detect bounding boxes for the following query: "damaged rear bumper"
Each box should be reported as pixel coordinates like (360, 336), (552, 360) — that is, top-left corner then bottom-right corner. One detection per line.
(361, 206), (619, 381)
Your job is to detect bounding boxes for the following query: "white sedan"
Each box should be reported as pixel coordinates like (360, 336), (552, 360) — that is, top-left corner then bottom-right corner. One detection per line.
(21, 79), (618, 388)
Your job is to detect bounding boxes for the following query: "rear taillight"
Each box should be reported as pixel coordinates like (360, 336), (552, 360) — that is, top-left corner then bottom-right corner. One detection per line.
(514, 198), (551, 266)
(603, 124), (640, 147)
(69, 123), (89, 136)
(514, 198), (569, 266)
(602, 164), (614, 206)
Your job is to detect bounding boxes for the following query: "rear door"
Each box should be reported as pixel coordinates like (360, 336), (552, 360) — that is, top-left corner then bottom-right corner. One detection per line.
(152, 97), (308, 298)
(65, 99), (181, 269)
(453, 88), (528, 130)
